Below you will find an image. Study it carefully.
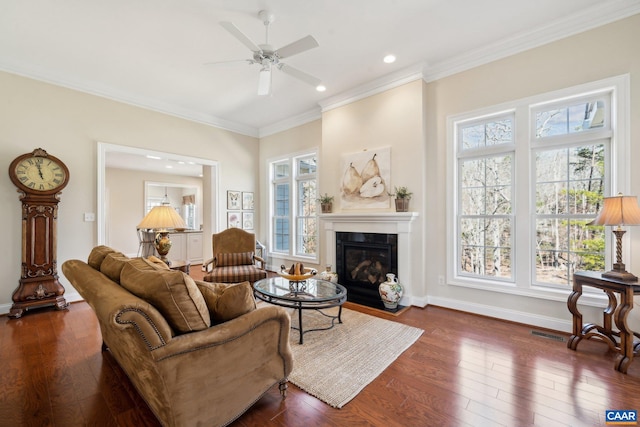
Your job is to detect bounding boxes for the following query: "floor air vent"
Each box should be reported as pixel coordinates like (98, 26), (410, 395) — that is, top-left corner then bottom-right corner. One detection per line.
(531, 330), (565, 342)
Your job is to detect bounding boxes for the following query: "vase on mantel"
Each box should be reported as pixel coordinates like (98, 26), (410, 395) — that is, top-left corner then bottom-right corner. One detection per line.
(319, 265), (338, 283)
(378, 273), (403, 310)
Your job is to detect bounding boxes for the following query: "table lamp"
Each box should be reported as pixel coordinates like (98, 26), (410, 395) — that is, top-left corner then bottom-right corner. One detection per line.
(137, 202), (186, 265)
(589, 194), (640, 281)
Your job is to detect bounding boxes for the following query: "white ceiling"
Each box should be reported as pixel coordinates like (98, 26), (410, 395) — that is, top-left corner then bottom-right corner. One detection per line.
(105, 151), (203, 177)
(2, 0), (639, 138)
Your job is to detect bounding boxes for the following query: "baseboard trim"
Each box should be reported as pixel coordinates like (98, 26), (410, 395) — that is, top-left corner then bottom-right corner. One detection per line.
(426, 296), (572, 333)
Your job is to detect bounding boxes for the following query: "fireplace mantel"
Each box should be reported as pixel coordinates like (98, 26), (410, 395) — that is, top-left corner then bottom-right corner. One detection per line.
(321, 211), (419, 307)
(320, 212), (418, 224)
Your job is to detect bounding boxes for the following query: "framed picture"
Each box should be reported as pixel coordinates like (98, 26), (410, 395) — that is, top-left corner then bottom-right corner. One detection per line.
(242, 212), (254, 230)
(227, 211), (241, 228)
(242, 192), (254, 210)
(340, 147), (391, 210)
(227, 191), (241, 210)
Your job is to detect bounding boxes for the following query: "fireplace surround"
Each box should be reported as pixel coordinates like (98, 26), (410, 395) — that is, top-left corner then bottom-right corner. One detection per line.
(322, 212), (419, 309)
(336, 232), (398, 309)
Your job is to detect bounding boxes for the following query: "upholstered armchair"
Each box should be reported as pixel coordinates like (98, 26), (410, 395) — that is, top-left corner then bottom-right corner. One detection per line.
(203, 228), (268, 284)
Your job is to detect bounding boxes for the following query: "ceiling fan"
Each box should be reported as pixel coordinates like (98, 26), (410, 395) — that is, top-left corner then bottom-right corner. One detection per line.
(208, 10), (322, 96)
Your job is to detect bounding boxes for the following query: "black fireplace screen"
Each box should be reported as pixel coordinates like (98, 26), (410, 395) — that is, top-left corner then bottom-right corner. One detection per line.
(336, 232), (398, 308)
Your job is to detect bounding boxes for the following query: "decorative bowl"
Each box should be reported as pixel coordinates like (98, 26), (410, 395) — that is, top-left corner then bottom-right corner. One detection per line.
(277, 267), (317, 281)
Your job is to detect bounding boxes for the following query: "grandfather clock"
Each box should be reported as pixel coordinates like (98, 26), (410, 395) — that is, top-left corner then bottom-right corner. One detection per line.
(8, 148), (70, 318)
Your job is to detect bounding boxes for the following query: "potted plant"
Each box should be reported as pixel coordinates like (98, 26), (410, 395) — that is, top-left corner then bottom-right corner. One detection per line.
(389, 186), (412, 212)
(317, 193), (334, 213)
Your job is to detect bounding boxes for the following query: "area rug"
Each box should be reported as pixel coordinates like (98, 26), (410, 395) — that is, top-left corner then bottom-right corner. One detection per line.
(285, 306), (423, 408)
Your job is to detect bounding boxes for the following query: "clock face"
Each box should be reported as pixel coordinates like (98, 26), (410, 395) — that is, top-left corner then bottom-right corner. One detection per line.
(14, 156), (67, 192)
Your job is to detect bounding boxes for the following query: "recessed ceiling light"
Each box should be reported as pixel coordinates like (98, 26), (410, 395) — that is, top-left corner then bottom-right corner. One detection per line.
(316, 84), (326, 92)
(146, 155), (162, 160)
(383, 54), (396, 64)
(165, 165), (173, 169)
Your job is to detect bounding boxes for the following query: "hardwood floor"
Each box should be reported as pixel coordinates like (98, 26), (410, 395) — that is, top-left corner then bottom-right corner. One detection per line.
(2, 266), (640, 426)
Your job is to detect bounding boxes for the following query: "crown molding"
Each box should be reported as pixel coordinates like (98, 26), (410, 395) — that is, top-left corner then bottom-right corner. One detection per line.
(318, 63), (426, 113)
(0, 60), (259, 138)
(423, 0), (640, 82)
(258, 107), (322, 138)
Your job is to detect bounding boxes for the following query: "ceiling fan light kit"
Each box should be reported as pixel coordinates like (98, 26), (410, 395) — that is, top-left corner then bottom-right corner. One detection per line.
(215, 10), (323, 96)
(258, 66), (272, 96)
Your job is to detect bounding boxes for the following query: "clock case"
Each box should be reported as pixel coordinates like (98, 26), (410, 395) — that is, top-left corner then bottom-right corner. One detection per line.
(8, 148), (70, 318)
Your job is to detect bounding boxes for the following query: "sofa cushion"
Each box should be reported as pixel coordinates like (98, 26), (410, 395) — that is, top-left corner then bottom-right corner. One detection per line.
(88, 245), (117, 270)
(120, 261), (211, 333)
(100, 253), (130, 283)
(204, 265), (267, 284)
(196, 281), (256, 323)
(215, 252), (254, 267)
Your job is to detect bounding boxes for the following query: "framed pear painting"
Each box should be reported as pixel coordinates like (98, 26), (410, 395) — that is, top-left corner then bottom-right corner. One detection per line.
(340, 147), (391, 209)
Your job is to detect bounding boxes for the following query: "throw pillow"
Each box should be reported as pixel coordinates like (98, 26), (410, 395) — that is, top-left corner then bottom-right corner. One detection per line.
(215, 252), (254, 267)
(120, 262), (211, 333)
(100, 253), (130, 283)
(146, 255), (170, 270)
(87, 245), (117, 270)
(196, 281), (256, 323)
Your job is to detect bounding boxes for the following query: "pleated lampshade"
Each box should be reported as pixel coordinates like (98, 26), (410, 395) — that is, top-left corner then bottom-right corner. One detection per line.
(137, 204), (187, 231)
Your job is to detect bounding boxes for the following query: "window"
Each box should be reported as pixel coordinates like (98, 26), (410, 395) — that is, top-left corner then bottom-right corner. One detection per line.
(449, 76), (627, 295)
(270, 151), (318, 259)
(273, 161), (290, 252)
(532, 98), (608, 287)
(458, 115), (514, 280)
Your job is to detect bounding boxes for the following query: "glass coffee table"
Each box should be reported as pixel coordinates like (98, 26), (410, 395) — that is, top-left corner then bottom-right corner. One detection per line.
(253, 277), (347, 344)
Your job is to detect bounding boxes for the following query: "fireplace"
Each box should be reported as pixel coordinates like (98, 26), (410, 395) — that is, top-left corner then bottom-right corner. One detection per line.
(321, 212), (419, 308)
(336, 232), (398, 310)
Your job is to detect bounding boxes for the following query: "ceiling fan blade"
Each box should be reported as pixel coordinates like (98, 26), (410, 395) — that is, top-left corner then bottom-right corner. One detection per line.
(279, 64), (321, 87)
(203, 59), (253, 66)
(275, 35), (319, 59)
(258, 67), (272, 96)
(220, 21), (262, 53)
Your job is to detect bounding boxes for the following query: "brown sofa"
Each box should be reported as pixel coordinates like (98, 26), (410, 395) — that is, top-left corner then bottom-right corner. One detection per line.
(62, 246), (293, 427)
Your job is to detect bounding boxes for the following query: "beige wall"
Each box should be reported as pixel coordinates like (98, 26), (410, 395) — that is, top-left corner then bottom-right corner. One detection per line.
(321, 80), (426, 302)
(424, 13), (640, 329)
(0, 71), (259, 309)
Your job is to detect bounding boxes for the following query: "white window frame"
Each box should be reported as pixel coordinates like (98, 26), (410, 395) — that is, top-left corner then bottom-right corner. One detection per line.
(529, 95), (612, 290)
(456, 111), (516, 283)
(446, 75), (631, 304)
(268, 149), (319, 262)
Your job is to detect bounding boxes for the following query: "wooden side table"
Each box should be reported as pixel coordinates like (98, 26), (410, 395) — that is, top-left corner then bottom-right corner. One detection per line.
(567, 271), (640, 373)
(169, 260), (191, 274)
